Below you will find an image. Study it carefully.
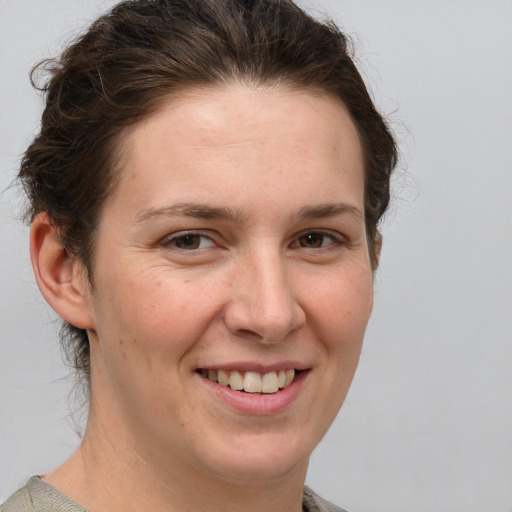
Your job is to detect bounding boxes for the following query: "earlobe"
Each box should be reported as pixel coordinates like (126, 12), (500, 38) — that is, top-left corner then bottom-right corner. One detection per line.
(373, 232), (383, 269)
(30, 213), (95, 330)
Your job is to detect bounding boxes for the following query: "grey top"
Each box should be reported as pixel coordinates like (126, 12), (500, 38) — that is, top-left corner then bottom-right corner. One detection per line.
(0, 477), (86, 512)
(1, 476), (348, 512)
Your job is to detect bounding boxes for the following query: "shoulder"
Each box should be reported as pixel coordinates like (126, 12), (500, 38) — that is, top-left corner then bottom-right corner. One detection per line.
(2, 479), (347, 512)
(1, 479), (35, 512)
(1, 476), (86, 512)
(303, 486), (350, 512)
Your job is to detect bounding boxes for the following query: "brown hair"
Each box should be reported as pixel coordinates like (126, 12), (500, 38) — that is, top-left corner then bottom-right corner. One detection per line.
(19, 0), (397, 385)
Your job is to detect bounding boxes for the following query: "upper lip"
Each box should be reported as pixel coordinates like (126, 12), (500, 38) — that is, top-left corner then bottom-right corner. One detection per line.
(195, 361), (309, 373)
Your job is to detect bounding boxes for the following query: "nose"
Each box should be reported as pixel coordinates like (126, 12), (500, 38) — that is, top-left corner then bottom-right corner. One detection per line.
(223, 246), (306, 343)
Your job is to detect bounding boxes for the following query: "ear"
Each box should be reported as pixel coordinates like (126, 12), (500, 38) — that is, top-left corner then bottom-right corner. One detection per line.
(373, 232), (383, 268)
(30, 213), (95, 330)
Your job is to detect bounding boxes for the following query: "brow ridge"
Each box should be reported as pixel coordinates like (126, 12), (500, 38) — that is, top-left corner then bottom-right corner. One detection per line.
(135, 203), (240, 223)
(136, 201), (362, 224)
(296, 203), (363, 221)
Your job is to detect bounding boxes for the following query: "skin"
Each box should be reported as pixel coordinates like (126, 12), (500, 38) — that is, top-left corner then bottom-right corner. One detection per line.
(31, 85), (377, 512)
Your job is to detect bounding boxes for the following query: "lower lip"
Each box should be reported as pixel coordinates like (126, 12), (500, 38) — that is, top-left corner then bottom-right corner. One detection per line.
(198, 370), (309, 415)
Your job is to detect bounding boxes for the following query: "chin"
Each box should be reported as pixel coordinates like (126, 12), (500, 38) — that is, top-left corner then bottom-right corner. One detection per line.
(196, 432), (312, 484)
(209, 456), (309, 485)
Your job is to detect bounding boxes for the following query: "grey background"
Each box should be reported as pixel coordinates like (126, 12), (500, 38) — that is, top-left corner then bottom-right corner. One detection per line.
(1, 1), (511, 511)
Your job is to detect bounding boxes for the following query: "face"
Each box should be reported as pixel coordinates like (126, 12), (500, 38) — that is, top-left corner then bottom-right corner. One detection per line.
(83, 85), (374, 484)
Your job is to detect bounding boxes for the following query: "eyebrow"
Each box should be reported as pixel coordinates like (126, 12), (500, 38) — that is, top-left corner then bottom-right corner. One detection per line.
(135, 201), (363, 224)
(295, 203), (363, 222)
(135, 203), (240, 223)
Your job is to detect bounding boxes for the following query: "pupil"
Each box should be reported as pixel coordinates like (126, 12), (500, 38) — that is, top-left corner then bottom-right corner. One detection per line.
(177, 235), (199, 249)
(301, 233), (323, 248)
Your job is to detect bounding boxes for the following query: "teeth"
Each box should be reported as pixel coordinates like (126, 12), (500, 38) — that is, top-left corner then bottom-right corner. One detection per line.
(201, 368), (296, 394)
(261, 372), (279, 393)
(244, 371), (261, 393)
(229, 370), (244, 391)
(218, 369), (229, 386)
(277, 370), (286, 388)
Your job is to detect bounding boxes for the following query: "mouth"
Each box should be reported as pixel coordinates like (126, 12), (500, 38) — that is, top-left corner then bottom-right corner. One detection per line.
(197, 368), (298, 394)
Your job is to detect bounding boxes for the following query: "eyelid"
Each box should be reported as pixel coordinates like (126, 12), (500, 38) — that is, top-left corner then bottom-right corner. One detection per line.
(290, 229), (345, 249)
(158, 228), (345, 252)
(160, 230), (218, 250)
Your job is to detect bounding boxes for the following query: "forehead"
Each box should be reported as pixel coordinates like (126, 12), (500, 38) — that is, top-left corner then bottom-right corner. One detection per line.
(107, 85), (365, 217)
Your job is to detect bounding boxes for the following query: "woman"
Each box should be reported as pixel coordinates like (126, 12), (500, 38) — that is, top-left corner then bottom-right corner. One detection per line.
(1, 0), (397, 511)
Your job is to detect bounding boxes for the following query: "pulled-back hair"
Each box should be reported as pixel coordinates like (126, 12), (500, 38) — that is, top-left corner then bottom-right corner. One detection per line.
(19, 0), (397, 386)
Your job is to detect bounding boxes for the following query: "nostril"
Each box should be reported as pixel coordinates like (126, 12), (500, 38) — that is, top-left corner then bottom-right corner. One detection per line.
(236, 328), (263, 340)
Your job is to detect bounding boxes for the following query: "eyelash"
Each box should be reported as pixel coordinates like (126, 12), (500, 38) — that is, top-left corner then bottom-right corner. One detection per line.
(160, 230), (344, 253)
(160, 231), (216, 251)
(291, 230), (344, 251)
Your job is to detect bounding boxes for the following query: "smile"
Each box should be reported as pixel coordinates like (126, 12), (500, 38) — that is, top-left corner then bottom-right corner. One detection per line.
(198, 369), (296, 394)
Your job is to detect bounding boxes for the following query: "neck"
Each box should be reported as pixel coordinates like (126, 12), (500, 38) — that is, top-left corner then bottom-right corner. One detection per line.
(43, 407), (308, 512)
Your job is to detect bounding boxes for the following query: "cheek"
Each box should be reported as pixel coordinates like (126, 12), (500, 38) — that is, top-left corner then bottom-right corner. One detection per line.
(92, 266), (224, 360)
(88, 270), (218, 419)
(303, 267), (374, 354)
(308, 269), (373, 404)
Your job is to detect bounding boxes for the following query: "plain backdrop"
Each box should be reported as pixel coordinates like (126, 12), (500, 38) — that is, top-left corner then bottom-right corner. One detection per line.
(1, 1), (511, 511)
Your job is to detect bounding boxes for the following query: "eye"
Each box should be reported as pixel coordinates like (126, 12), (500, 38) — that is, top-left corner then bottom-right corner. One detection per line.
(162, 232), (216, 251)
(292, 231), (342, 249)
